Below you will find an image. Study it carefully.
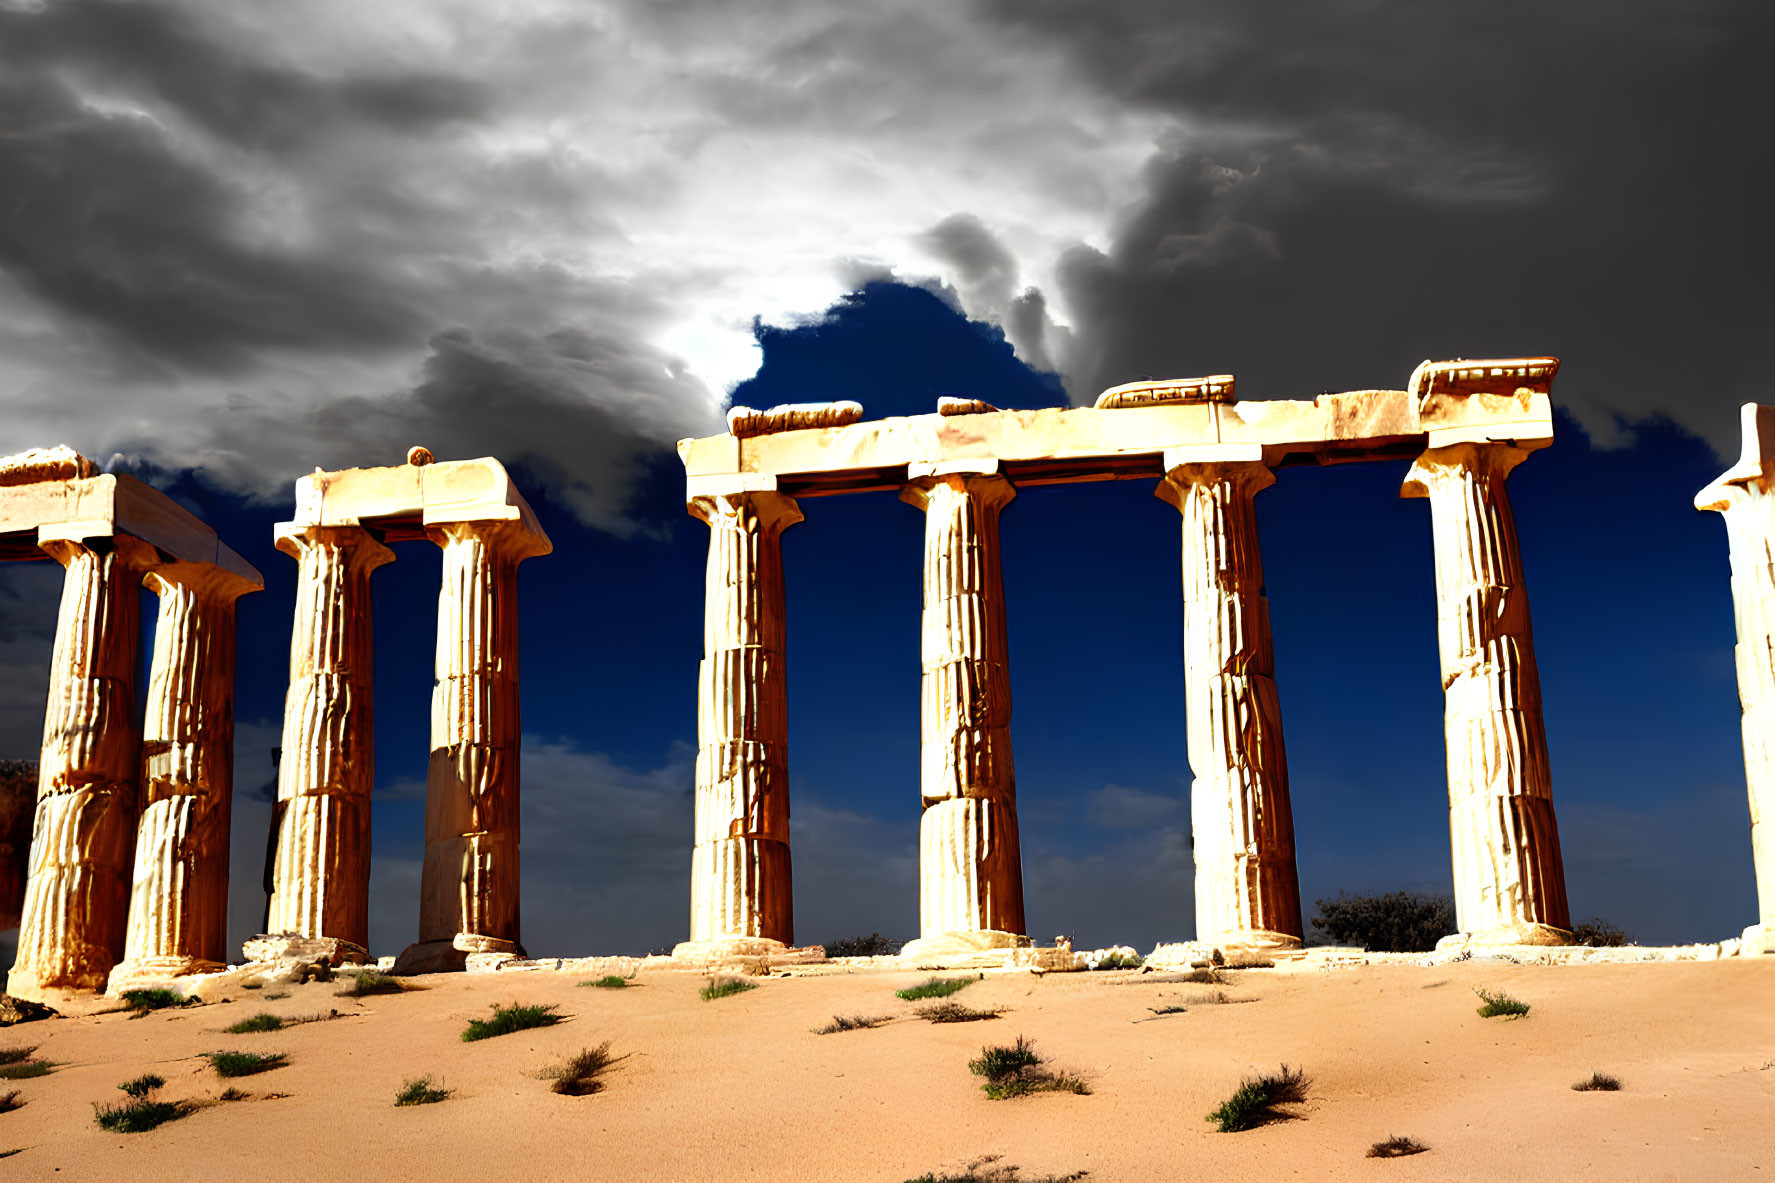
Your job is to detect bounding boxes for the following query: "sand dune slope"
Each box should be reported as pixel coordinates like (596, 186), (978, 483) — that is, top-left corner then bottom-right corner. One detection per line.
(0, 960), (1768, 1181)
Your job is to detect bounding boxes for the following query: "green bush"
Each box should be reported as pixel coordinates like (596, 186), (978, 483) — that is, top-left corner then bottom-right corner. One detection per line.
(822, 933), (904, 957)
(226, 1013), (285, 1034)
(338, 971), (407, 997)
(0, 1060), (51, 1080)
(541, 1042), (624, 1096)
(967, 1036), (1089, 1100)
(1571, 919), (1635, 948)
(895, 976), (975, 1002)
(1474, 988), (1530, 1019)
(118, 1074), (164, 1098)
(1310, 892), (1455, 953)
(915, 1001), (1002, 1024)
(207, 1051), (287, 1077)
(0, 1047), (36, 1067)
(462, 1003), (561, 1042)
(700, 978), (757, 1001)
(814, 1014), (892, 1034)
(94, 1098), (188, 1134)
(395, 1076), (450, 1106)
(1206, 1065), (1309, 1132)
(120, 988), (194, 1012)
(580, 976), (630, 989)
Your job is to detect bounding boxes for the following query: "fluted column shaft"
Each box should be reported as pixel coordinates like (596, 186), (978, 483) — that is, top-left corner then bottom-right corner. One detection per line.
(10, 538), (144, 995)
(1158, 461), (1302, 948)
(1699, 479), (1775, 931)
(417, 520), (537, 952)
(1404, 443), (1570, 942)
(266, 526), (392, 949)
(114, 566), (250, 981)
(901, 470), (1024, 939)
(688, 491), (802, 945)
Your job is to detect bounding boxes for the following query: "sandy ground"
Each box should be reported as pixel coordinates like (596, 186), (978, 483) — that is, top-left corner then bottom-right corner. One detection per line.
(0, 958), (1768, 1182)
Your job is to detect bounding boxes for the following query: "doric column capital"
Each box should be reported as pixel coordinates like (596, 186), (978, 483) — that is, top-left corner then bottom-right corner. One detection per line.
(899, 461), (1016, 513)
(142, 559), (259, 607)
(273, 522), (395, 573)
(1402, 439), (1533, 499)
(423, 514), (551, 564)
(689, 485), (804, 538)
(1155, 446), (1275, 511)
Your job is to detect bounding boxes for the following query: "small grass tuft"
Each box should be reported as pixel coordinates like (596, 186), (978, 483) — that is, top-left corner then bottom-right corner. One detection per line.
(915, 1001), (1003, 1024)
(1180, 968), (1225, 985)
(0, 1047), (36, 1066)
(580, 975), (632, 989)
(700, 978), (758, 1002)
(338, 971), (406, 997)
(541, 1042), (625, 1096)
(1474, 988), (1530, 1019)
(93, 1097), (188, 1134)
(0, 1091), (20, 1113)
(814, 1014), (892, 1034)
(461, 1002), (562, 1042)
(119, 988), (192, 1012)
(207, 1050), (287, 1078)
(1572, 1071), (1622, 1092)
(1206, 1064), (1309, 1132)
(1147, 1004), (1187, 1016)
(118, 1073), (164, 1098)
(902, 1160), (1087, 1183)
(896, 976), (976, 1002)
(1368, 1134), (1429, 1158)
(241, 981), (263, 990)
(263, 991), (290, 1001)
(218, 1087), (249, 1102)
(394, 1076), (451, 1106)
(225, 1013), (285, 1034)
(0, 1060), (51, 1080)
(1091, 952), (1144, 970)
(0, 1149), (18, 1159)
(968, 1036), (1089, 1099)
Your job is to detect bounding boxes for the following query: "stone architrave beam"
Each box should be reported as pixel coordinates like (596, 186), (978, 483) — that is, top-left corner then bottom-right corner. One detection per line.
(1696, 403), (1775, 956)
(900, 461), (1026, 955)
(1402, 359), (1571, 947)
(676, 478), (802, 958)
(0, 451), (261, 999)
(1158, 444), (1302, 951)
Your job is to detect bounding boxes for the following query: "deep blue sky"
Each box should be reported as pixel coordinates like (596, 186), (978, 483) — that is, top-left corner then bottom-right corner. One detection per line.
(2, 280), (1754, 958)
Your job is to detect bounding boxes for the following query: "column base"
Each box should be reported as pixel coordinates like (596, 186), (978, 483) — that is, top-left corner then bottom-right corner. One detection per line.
(241, 934), (372, 967)
(1741, 922), (1775, 957)
(105, 956), (227, 996)
(669, 938), (828, 971)
(899, 929), (1031, 964)
(2, 966), (109, 1004)
(390, 933), (524, 977)
(1202, 928), (1303, 954)
(1437, 922), (1574, 953)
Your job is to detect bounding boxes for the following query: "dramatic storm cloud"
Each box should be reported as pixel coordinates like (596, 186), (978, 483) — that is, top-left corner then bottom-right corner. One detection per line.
(2, 0), (1767, 526)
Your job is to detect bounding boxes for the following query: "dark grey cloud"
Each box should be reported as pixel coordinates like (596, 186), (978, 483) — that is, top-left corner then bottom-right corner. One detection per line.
(978, 0), (1775, 449)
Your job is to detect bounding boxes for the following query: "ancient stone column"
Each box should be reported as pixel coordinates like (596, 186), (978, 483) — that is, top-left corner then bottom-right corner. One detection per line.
(262, 525), (392, 958)
(900, 464), (1025, 951)
(1404, 443), (1571, 945)
(8, 538), (145, 998)
(398, 518), (546, 972)
(111, 564), (255, 989)
(680, 488), (802, 953)
(1696, 403), (1775, 955)
(1157, 453), (1302, 950)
